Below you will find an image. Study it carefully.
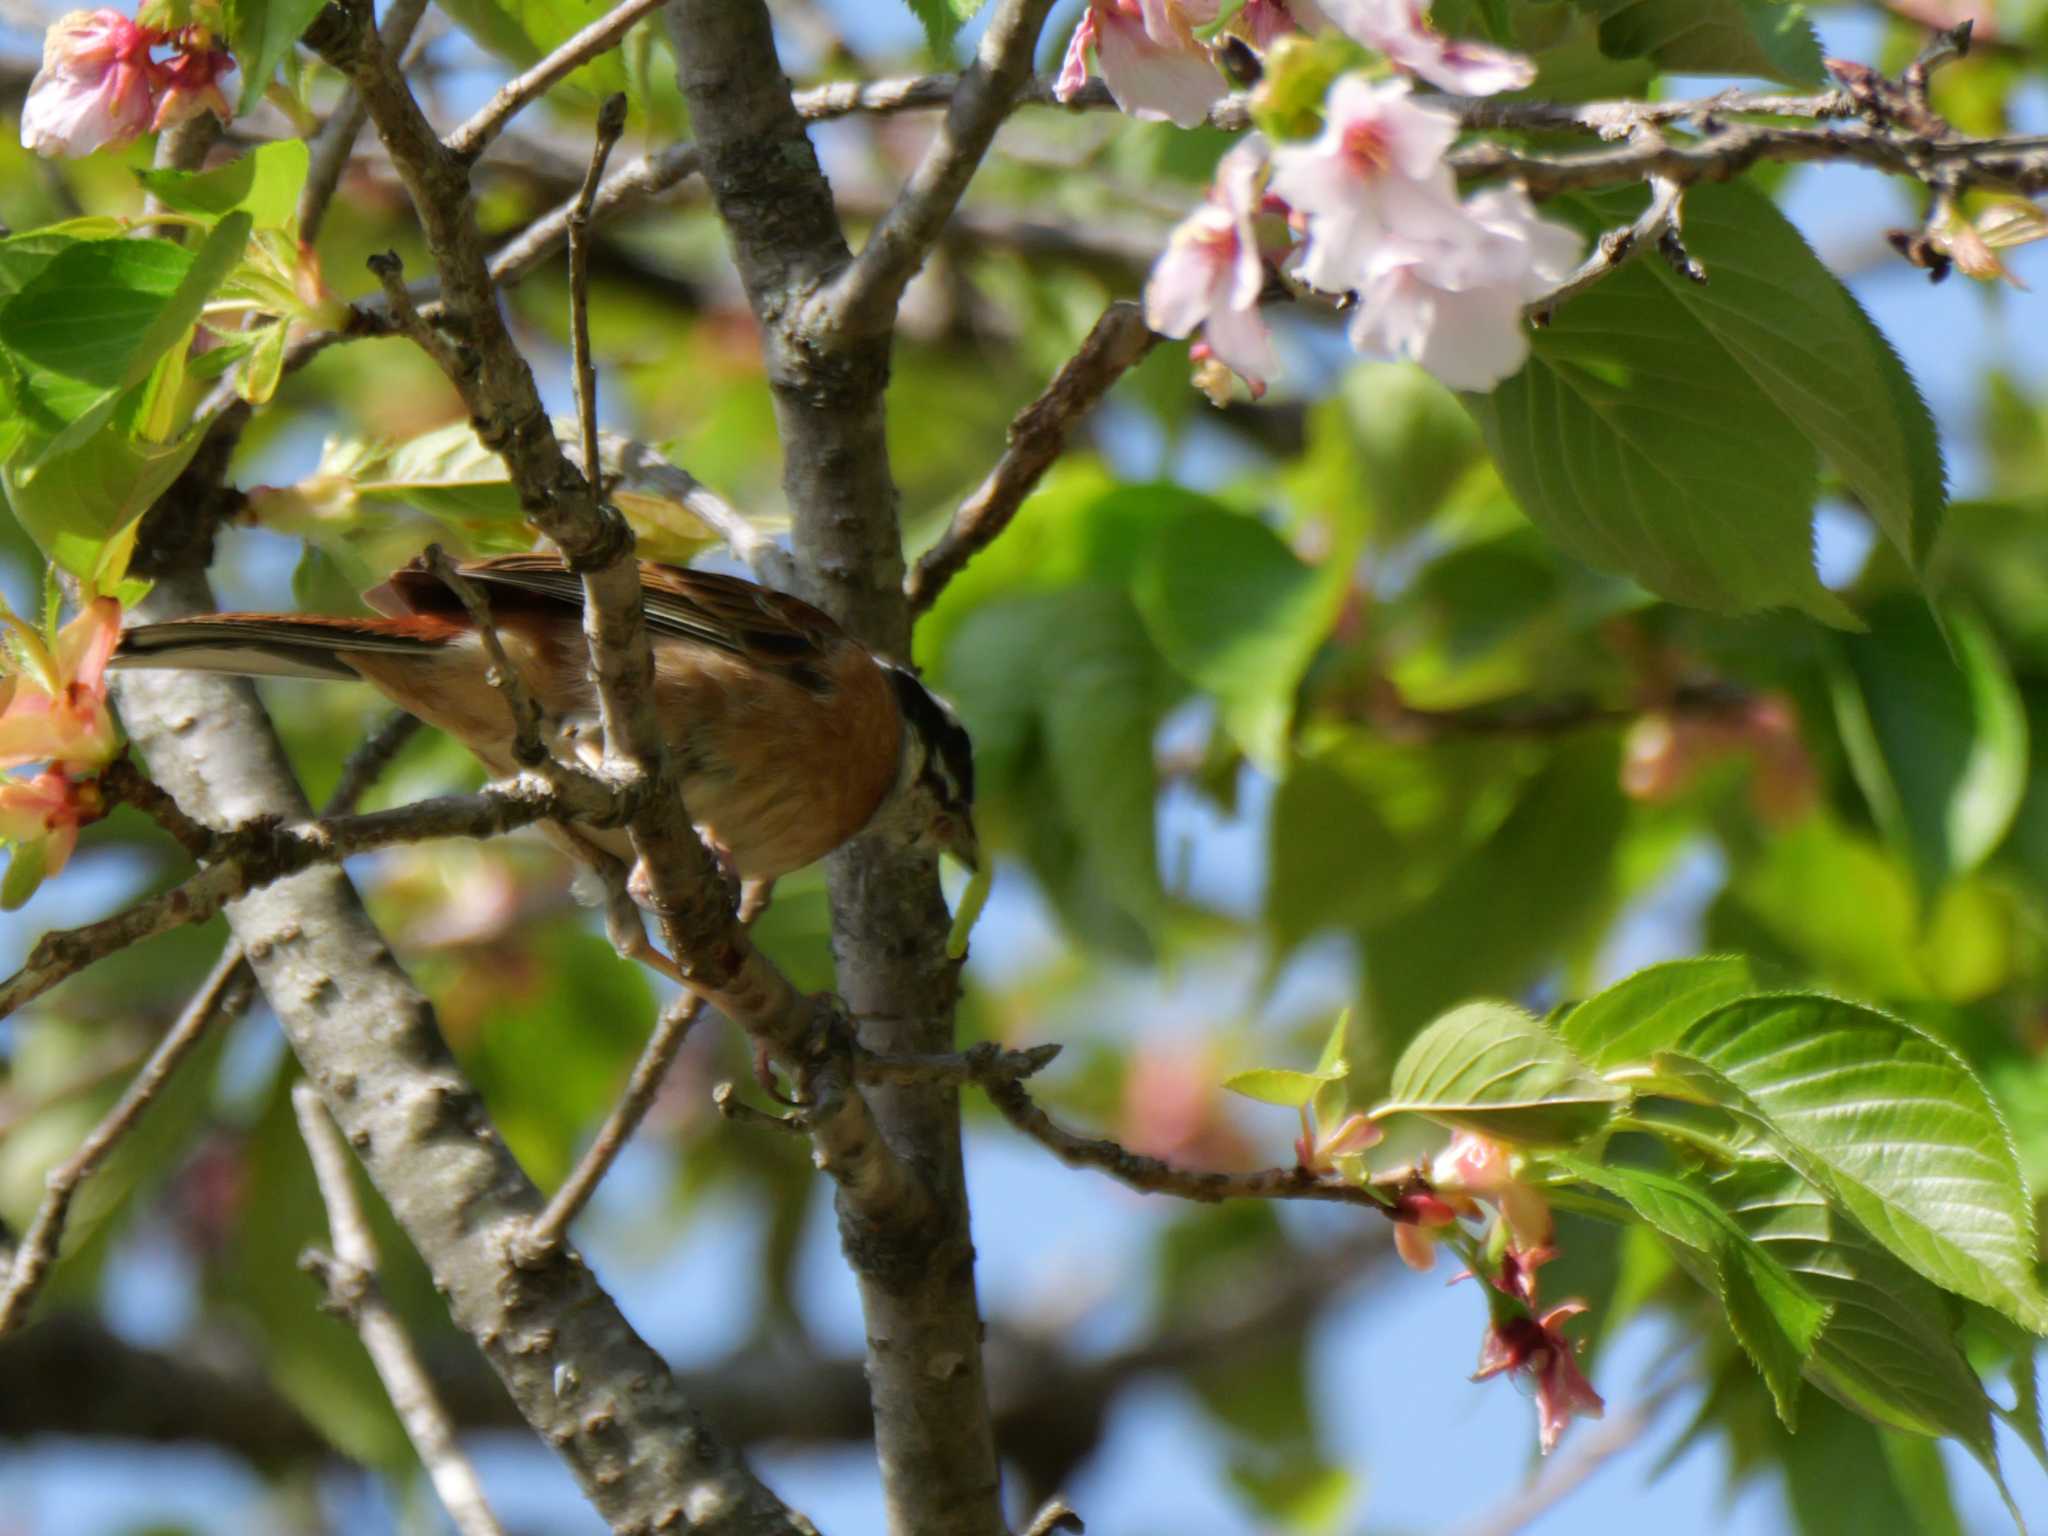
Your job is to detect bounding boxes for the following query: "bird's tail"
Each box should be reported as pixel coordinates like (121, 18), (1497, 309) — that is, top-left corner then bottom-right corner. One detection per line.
(114, 613), (460, 682)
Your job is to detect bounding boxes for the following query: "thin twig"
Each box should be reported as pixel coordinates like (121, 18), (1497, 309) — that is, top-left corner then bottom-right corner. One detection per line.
(576, 431), (796, 588)
(816, 0), (1061, 334)
(364, 248), (462, 374)
(1023, 1499), (1085, 1536)
(1901, 20), (1974, 111)
(299, 0), (433, 241)
(0, 948), (255, 1335)
(485, 74), (969, 289)
(0, 775), (620, 1025)
(422, 545), (549, 767)
(855, 1040), (1063, 1087)
(712, 1080), (806, 1136)
(323, 710), (424, 815)
(293, 1085), (506, 1536)
(569, 94), (630, 510)
(907, 300), (1157, 613)
(513, 992), (707, 1264)
(98, 754), (218, 860)
(446, 0), (663, 160)
(982, 1075), (1391, 1212)
(1531, 170), (1691, 322)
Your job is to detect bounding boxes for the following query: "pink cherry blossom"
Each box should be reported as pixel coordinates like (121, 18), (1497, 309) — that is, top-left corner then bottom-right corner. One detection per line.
(1472, 1302), (1606, 1453)
(1293, 1106), (1381, 1173)
(1346, 185), (1581, 390)
(20, 9), (157, 158)
(1320, 0), (1536, 95)
(0, 596), (124, 773)
(1056, 0), (1226, 129)
(1391, 1189), (1460, 1271)
(1268, 75), (1464, 294)
(1235, 0), (1329, 46)
(1145, 140), (1282, 394)
(0, 767), (103, 885)
(1431, 1129), (1554, 1251)
(151, 36), (236, 132)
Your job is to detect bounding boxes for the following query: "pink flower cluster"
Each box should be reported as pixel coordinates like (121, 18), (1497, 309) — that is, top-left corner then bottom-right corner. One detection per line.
(1394, 1130), (1606, 1454)
(1085, 1), (1580, 392)
(21, 9), (235, 160)
(1058, 0), (1531, 129)
(0, 597), (124, 889)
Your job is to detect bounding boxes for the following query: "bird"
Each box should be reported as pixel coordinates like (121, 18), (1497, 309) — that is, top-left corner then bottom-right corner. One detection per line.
(112, 552), (980, 925)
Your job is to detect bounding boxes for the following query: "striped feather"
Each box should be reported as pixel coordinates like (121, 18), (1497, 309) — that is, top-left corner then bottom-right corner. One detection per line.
(115, 615), (455, 681)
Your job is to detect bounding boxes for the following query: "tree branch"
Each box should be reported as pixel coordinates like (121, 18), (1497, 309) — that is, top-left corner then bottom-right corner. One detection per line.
(516, 993), (707, 1262)
(0, 775), (608, 1024)
(112, 563), (813, 1534)
(0, 948), (254, 1335)
(304, 0), (857, 1100)
(0, 706), (427, 1332)
(664, 5), (1006, 1532)
(981, 1075), (1393, 1212)
(445, 0), (664, 160)
(812, 0), (1060, 337)
(294, 1084), (507, 1536)
(299, 0), (432, 241)
(906, 299), (1158, 615)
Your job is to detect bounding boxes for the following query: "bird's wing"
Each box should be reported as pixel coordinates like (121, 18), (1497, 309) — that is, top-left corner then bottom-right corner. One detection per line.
(370, 553), (843, 673)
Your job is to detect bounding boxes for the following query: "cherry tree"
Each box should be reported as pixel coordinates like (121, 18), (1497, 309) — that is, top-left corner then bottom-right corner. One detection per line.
(1, 2), (2047, 1533)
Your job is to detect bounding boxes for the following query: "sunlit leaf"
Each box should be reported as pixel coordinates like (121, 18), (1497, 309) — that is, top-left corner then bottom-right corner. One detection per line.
(1379, 1000), (1624, 1143)
(1571, 0), (1825, 84)
(1558, 955), (1770, 1071)
(1665, 995), (2048, 1336)
(1553, 1153), (1828, 1426)
(1832, 597), (2028, 889)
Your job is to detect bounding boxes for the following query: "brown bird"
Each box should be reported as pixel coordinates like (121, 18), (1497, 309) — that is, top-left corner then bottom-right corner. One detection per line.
(113, 553), (979, 905)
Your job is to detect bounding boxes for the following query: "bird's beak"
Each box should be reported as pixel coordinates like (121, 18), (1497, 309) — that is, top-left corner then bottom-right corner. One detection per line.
(943, 814), (982, 875)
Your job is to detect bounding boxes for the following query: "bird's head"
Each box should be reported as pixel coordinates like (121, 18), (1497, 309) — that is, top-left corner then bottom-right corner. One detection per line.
(877, 661), (979, 874)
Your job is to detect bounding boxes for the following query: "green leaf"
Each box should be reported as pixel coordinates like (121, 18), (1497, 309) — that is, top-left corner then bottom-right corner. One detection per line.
(1224, 1068), (1340, 1108)
(0, 221), (125, 305)
(1780, 1395), (1976, 1536)
(1558, 955), (1770, 1071)
(1832, 597), (2028, 889)
(257, 422), (723, 567)
(1552, 1153), (1829, 1426)
(223, 0), (330, 115)
(136, 139), (311, 230)
(1647, 181), (1946, 575)
(1267, 733), (1538, 950)
(903, 0), (988, 49)
(0, 238), (195, 430)
(1284, 364), (1485, 548)
(1572, 0), (1825, 84)
(1133, 506), (1349, 770)
(1359, 735), (1628, 1061)
(1378, 1000), (1625, 1144)
(4, 419), (207, 581)
(1670, 995), (2048, 1335)
(1467, 238), (1841, 623)
(1716, 1165), (2011, 1501)
(1, 214), (247, 470)
(0, 838), (48, 910)
(943, 585), (1177, 952)
(433, 0), (631, 93)
(1042, 590), (1174, 931)
(1471, 178), (1947, 615)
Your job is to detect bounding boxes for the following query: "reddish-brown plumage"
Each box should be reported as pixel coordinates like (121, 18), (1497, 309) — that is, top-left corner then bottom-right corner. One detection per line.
(119, 554), (909, 882)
